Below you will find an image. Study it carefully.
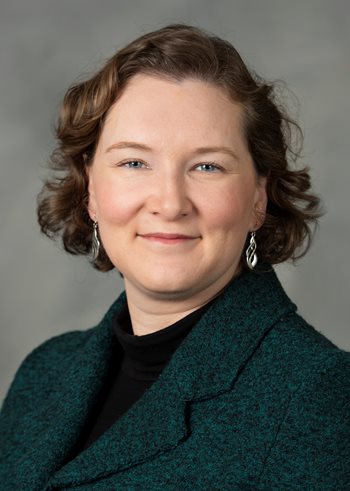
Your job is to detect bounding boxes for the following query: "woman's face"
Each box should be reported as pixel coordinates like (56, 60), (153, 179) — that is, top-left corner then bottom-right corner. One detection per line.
(88, 74), (267, 302)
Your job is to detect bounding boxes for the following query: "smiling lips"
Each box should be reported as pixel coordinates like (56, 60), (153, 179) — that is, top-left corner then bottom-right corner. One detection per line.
(138, 233), (199, 244)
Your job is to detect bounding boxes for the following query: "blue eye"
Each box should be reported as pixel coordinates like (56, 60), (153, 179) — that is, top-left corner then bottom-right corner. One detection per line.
(195, 163), (222, 172)
(121, 160), (146, 169)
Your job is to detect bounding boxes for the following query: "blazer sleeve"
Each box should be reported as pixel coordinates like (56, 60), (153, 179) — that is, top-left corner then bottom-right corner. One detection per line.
(257, 351), (350, 490)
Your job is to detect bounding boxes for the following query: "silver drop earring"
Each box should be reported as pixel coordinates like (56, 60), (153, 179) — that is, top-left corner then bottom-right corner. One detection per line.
(246, 231), (258, 270)
(91, 221), (100, 262)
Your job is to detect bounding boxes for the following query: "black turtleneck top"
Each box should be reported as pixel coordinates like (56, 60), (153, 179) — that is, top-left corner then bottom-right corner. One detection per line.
(76, 301), (212, 453)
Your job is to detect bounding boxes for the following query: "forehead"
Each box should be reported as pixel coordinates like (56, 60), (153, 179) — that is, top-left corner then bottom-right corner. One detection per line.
(99, 74), (246, 150)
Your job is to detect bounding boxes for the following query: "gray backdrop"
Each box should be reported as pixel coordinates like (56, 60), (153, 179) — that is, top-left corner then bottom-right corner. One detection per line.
(1, 0), (349, 404)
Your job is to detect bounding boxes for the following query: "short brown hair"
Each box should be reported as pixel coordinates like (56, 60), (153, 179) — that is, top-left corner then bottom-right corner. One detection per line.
(37, 23), (322, 271)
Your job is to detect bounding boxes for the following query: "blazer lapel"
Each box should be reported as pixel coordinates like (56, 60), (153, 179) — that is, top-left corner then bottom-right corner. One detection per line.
(47, 368), (187, 489)
(47, 268), (296, 489)
(171, 268), (296, 402)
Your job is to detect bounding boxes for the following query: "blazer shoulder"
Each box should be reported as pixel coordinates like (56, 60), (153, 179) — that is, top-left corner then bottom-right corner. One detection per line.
(17, 328), (91, 373)
(0, 328), (94, 414)
(254, 311), (350, 409)
(1, 294), (123, 416)
(271, 310), (349, 364)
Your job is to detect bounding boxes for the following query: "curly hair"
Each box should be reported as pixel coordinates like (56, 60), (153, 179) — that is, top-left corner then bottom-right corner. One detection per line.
(37, 23), (322, 272)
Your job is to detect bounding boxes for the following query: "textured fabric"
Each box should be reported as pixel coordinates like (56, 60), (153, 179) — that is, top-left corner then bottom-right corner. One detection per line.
(75, 299), (210, 453)
(0, 268), (349, 490)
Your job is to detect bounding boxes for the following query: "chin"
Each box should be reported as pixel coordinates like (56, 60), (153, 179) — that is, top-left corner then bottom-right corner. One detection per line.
(134, 272), (201, 299)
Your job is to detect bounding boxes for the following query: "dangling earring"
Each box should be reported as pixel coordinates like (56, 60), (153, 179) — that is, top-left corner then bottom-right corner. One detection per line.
(246, 231), (257, 270)
(91, 221), (100, 262)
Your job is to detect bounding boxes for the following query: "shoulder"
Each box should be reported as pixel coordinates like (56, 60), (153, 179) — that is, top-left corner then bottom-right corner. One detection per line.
(1, 293), (125, 415)
(16, 328), (91, 372)
(0, 328), (93, 415)
(249, 309), (350, 411)
(13, 327), (93, 376)
(284, 313), (350, 405)
(264, 309), (350, 372)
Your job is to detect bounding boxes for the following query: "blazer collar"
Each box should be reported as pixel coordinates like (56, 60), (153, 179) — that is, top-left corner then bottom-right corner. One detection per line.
(45, 268), (295, 489)
(172, 267), (296, 401)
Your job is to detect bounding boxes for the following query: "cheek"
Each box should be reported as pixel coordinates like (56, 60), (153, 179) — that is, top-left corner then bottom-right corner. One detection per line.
(93, 178), (140, 225)
(202, 185), (254, 232)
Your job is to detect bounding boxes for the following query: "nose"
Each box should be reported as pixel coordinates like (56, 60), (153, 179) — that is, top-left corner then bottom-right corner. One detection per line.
(146, 172), (193, 220)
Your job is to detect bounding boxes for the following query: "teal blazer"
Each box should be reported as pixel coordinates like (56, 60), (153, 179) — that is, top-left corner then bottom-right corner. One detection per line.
(1, 269), (350, 490)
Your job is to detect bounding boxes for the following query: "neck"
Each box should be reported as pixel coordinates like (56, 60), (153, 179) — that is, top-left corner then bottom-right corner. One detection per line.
(124, 272), (239, 336)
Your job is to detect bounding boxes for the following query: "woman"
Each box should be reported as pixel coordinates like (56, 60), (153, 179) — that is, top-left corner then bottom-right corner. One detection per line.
(1, 24), (349, 490)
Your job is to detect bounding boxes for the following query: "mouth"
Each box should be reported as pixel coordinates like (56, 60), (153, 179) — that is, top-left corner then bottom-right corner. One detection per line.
(137, 233), (200, 244)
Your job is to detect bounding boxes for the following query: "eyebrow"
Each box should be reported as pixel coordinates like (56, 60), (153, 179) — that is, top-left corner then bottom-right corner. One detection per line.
(106, 141), (239, 161)
(106, 141), (152, 153)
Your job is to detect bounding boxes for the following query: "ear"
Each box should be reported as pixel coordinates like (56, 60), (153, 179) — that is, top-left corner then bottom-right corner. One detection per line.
(86, 167), (97, 222)
(251, 176), (267, 230)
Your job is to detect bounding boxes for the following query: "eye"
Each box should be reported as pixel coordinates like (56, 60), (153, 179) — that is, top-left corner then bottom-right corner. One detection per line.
(194, 163), (222, 173)
(119, 160), (147, 169)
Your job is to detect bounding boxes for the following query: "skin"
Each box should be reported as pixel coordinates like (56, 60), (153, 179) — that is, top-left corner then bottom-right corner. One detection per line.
(88, 74), (267, 335)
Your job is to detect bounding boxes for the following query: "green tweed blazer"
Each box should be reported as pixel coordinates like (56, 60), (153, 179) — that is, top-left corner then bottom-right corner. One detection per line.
(1, 269), (349, 490)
